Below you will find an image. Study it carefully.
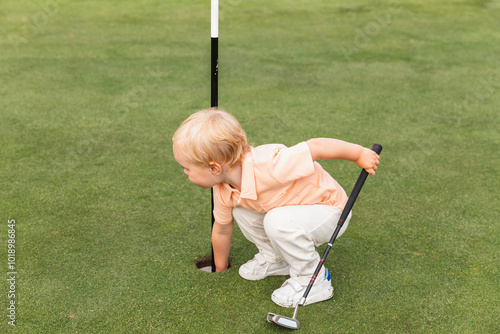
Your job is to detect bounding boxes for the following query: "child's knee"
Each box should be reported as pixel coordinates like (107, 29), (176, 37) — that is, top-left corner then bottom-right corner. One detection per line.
(232, 206), (247, 221)
(263, 209), (289, 240)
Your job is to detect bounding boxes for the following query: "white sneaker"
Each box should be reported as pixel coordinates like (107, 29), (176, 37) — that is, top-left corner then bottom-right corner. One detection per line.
(271, 269), (333, 308)
(239, 253), (290, 281)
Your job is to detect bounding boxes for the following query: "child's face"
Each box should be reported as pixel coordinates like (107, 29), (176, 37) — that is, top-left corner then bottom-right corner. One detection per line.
(173, 143), (219, 189)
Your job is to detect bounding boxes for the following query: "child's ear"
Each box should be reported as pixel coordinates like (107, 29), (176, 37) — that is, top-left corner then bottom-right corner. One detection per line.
(208, 162), (222, 175)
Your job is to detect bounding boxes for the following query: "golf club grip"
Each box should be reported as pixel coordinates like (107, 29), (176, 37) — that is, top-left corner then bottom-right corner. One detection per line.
(338, 143), (383, 221)
(372, 143), (382, 155)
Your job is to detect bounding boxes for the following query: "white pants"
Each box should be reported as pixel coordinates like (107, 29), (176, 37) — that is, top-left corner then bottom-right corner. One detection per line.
(233, 205), (351, 285)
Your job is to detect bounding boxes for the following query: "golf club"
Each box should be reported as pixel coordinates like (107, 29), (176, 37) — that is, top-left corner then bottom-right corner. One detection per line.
(267, 143), (383, 330)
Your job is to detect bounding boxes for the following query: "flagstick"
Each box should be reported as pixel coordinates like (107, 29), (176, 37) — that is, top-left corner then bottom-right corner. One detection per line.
(210, 0), (219, 273)
(211, 0), (218, 107)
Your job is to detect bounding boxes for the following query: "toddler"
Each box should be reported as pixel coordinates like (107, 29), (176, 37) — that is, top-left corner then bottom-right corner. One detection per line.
(173, 109), (380, 307)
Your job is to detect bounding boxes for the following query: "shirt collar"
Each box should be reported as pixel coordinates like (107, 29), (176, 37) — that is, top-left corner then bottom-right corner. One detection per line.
(239, 147), (257, 200)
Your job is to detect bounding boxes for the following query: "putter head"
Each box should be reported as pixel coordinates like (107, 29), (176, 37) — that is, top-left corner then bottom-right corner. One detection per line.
(267, 312), (300, 330)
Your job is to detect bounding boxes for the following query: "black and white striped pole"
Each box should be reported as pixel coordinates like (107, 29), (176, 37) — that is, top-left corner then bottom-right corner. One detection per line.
(210, 0), (218, 272)
(211, 0), (218, 108)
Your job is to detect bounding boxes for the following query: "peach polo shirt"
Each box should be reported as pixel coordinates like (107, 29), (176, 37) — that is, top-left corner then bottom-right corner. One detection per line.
(213, 142), (348, 225)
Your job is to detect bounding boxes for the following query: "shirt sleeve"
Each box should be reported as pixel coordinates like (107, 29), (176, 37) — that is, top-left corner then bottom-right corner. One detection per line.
(268, 141), (316, 184)
(212, 184), (234, 225)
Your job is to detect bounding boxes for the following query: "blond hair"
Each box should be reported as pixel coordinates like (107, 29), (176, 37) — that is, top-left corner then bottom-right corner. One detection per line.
(173, 109), (249, 169)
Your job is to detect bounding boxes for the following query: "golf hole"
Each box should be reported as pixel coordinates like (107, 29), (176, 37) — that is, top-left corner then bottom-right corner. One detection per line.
(195, 256), (231, 273)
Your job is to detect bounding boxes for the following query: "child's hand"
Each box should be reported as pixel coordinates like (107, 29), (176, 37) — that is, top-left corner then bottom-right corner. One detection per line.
(355, 148), (380, 175)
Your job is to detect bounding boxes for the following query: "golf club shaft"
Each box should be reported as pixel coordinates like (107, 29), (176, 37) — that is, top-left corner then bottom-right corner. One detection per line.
(300, 143), (382, 302)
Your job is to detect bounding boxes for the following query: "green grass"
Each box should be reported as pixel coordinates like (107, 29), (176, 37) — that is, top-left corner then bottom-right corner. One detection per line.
(1, 0), (499, 333)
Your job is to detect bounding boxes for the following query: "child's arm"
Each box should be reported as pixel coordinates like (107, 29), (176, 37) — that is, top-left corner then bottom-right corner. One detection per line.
(212, 221), (234, 272)
(306, 138), (380, 175)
